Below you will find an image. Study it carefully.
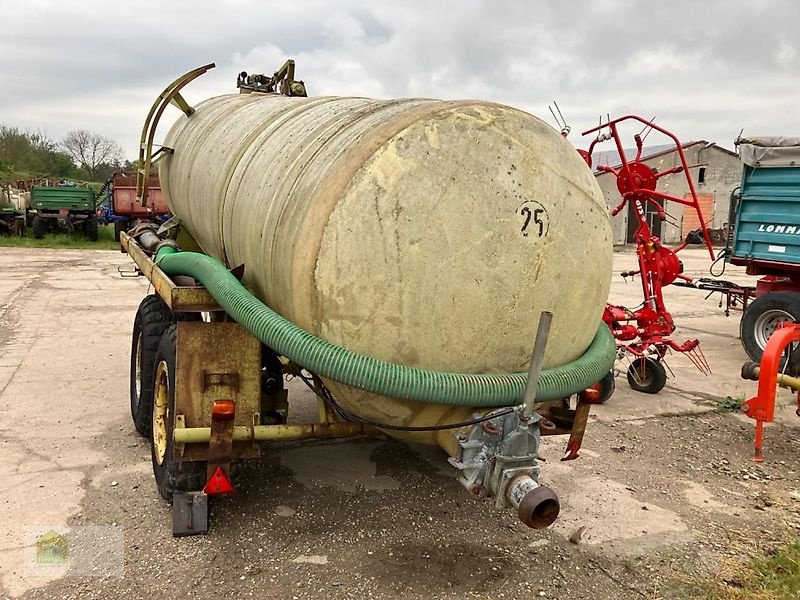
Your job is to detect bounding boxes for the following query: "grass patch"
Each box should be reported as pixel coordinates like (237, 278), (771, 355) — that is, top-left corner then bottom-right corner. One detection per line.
(676, 536), (800, 599)
(0, 224), (117, 250)
(716, 395), (745, 413)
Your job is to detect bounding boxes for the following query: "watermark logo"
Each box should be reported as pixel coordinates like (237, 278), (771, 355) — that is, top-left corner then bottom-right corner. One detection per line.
(35, 530), (68, 565)
(24, 526), (124, 578)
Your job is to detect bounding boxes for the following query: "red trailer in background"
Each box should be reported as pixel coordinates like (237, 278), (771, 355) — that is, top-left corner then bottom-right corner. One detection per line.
(98, 171), (170, 241)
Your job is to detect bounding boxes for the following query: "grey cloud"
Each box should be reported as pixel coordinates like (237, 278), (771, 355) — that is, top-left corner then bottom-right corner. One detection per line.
(0, 0), (797, 158)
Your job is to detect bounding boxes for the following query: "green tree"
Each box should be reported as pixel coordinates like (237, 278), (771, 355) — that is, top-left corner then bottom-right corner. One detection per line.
(0, 126), (80, 182)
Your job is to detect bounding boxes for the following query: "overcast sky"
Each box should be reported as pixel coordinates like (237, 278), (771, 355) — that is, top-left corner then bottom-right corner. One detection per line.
(1, 0), (797, 161)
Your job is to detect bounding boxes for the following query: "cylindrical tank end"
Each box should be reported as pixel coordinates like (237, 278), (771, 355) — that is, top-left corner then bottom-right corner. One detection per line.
(507, 476), (560, 529)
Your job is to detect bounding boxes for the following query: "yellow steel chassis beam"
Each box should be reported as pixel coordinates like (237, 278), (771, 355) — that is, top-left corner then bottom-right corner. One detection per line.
(174, 422), (369, 444)
(121, 231), (217, 312)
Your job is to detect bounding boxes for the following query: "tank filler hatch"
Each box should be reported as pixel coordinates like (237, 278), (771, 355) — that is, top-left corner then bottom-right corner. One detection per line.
(237, 59), (307, 97)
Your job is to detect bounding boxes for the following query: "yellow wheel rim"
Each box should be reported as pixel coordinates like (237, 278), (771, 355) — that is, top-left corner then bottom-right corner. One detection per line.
(134, 335), (143, 400)
(153, 360), (169, 466)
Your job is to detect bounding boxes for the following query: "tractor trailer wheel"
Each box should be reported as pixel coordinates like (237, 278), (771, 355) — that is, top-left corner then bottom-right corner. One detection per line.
(151, 325), (206, 501)
(740, 291), (800, 370)
(84, 217), (98, 241)
(113, 220), (124, 242)
(32, 216), (47, 239)
(11, 218), (25, 237)
(595, 370), (616, 404)
(130, 295), (175, 437)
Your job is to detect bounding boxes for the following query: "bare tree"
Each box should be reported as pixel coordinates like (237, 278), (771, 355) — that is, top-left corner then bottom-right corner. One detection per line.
(61, 130), (123, 181)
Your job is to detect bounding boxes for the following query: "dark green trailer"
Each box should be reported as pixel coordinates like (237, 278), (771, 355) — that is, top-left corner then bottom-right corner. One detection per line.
(29, 185), (98, 240)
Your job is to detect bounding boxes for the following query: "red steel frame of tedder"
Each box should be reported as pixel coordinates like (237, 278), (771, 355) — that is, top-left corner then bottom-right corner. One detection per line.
(582, 116), (716, 384)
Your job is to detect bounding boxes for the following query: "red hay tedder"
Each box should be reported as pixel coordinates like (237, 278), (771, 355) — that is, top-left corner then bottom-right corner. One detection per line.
(581, 116), (716, 394)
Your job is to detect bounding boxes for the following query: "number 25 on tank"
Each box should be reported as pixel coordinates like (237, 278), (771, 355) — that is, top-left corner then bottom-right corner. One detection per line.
(517, 201), (549, 238)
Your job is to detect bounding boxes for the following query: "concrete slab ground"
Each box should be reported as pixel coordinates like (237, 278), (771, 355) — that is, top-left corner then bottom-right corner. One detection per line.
(0, 246), (798, 599)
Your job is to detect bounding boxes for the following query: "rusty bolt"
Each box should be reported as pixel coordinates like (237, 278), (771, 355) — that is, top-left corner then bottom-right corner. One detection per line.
(482, 420), (500, 435)
(468, 484), (488, 500)
(538, 418), (557, 431)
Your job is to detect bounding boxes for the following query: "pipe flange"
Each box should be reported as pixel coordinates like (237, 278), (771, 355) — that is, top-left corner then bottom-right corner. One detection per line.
(517, 484), (560, 529)
(154, 239), (179, 255)
(129, 222), (159, 237)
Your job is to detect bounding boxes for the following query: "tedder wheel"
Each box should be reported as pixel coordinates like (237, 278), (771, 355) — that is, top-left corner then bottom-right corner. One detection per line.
(151, 325), (206, 501)
(130, 295), (175, 436)
(595, 370), (616, 404)
(740, 292), (800, 370)
(32, 215), (47, 239)
(626, 357), (667, 394)
(85, 217), (99, 242)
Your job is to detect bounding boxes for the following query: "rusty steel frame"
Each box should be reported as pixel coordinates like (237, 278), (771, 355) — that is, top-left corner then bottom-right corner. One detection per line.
(123, 232), (372, 467)
(174, 321), (261, 461)
(121, 231), (218, 312)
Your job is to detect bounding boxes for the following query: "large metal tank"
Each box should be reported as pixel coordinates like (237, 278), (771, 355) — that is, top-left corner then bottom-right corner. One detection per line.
(160, 93), (613, 443)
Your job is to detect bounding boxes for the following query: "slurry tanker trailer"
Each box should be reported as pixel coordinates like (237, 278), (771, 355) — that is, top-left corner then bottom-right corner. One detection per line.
(121, 62), (617, 535)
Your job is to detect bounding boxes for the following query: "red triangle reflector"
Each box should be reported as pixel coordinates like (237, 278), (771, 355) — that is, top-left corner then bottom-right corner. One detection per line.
(203, 466), (235, 496)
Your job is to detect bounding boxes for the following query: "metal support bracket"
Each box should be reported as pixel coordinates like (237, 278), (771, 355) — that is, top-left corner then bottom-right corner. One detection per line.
(206, 408), (235, 487)
(137, 63), (215, 208)
(741, 322), (800, 461)
(172, 491), (208, 537)
(117, 266), (142, 278)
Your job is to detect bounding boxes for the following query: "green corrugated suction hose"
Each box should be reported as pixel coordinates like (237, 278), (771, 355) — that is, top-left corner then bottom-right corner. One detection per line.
(156, 247), (616, 407)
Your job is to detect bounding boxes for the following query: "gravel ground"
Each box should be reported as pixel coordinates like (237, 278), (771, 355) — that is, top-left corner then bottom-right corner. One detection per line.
(1, 247), (799, 599)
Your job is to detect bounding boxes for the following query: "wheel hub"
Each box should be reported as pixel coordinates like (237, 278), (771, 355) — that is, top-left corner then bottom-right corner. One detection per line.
(754, 309), (794, 350)
(153, 361), (169, 466)
(631, 361), (653, 386)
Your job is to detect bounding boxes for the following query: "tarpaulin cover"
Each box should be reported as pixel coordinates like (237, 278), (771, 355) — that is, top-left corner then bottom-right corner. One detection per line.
(738, 136), (800, 167)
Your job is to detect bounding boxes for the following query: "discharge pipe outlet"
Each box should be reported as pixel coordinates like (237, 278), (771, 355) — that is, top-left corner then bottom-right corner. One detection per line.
(506, 475), (560, 529)
(148, 244), (616, 407)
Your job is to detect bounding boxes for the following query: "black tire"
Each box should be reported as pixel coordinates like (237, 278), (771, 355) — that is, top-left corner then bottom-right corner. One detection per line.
(32, 216), (47, 239)
(626, 358), (667, 394)
(151, 325), (206, 501)
(85, 217), (98, 242)
(11, 218), (25, 237)
(130, 295), (174, 436)
(595, 370), (616, 404)
(740, 292), (800, 370)
(113, 220), (124, 242)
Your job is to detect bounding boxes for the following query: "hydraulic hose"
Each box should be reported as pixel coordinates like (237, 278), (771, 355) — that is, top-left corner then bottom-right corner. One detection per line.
(155, 247), (616, 407)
